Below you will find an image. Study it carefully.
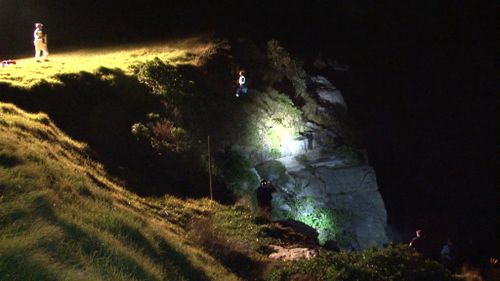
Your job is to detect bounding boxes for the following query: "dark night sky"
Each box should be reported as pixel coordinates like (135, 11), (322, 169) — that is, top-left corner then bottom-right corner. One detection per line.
(1, 1), (497, 253)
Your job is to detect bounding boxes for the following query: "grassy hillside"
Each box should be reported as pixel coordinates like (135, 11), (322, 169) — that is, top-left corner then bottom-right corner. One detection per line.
(0, 102), (248, 281)
(0, 37), (214, 88)
(0, 105), (459, 281)
(0, 36), (230, 197)
(0, 39), (460, 281)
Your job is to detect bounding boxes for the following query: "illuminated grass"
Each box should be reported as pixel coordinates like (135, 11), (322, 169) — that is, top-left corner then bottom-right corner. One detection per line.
(0, 36), (215, 88)
(0, 102), (239, 281)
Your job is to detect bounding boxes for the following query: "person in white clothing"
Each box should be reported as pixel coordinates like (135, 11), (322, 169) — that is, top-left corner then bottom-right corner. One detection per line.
(235, 70), (248, 97)
(33, 23), (49, 61)
(238, 71), (245, 86)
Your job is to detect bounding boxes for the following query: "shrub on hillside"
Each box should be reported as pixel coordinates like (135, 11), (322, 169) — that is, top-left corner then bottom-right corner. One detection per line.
(132, 118), (190, 153)
(232, 89), (303, 160)
(267, 244), (457, 281)
(274, 197), (355, 247)
(214, 149), (260, 202)
(133, 58), (194, 100)
(131, 59), (198, 154)
(267, 40), (307, 99)
(267, 40), (322, 125)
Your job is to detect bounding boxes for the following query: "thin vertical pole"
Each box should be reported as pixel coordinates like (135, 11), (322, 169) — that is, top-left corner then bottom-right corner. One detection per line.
(207, 135), (213, 200)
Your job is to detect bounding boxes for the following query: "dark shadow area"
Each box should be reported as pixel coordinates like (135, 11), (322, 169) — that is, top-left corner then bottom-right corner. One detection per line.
(216, 244), (265, 280)
(0, 249), (60, 281)
(50, 222), (161, 281)
(262, 219), (319, 248)
(0, 68), (214, 198)
(0, 209), (29, 228)
(0, 153), (23, 168)
(187, 216), (267, 280)
(155, 238), (211, 281)
(54, 217), (210, 280)
(203, 244), (263, 280)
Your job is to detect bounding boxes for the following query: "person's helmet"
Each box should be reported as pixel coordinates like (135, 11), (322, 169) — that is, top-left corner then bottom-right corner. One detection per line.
(35, 23), (43, 28)
(239, 70), (245, 76)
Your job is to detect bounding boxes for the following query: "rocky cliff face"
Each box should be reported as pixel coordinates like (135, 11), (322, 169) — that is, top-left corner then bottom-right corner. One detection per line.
(234, 74), (388, 250)
(254, 159), (388, 249)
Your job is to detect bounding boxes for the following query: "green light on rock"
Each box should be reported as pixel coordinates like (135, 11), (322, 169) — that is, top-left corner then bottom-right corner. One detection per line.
(295, 206), (338, 245)
(276, 198), (354, 246)
(253, 90), (302, 158)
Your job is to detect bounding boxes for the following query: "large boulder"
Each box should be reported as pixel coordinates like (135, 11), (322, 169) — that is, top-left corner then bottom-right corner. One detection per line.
(311, 76), (347, 110)
(254, 158), (388, 250)
(268, 245), (319, 261)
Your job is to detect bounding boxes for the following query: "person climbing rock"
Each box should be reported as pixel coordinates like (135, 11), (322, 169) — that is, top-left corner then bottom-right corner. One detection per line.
(235, 70), (248, 97)
(33, 23), (49, 62)
(256, 179), (276, 219)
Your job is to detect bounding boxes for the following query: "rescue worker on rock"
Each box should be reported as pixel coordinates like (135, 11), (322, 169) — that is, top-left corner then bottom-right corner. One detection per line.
(33, 23), (49, 62)
(256, 179), (276, 219)
(235, 70), (248, 97)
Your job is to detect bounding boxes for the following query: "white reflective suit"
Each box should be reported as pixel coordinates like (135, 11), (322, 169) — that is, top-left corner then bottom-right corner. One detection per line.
(34, 27), (49, 60)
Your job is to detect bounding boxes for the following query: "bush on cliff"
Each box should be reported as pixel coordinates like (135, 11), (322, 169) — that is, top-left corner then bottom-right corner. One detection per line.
(267, 244), (457, 281)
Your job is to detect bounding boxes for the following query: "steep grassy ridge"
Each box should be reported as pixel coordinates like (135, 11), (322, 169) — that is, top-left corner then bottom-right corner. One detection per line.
(0, 102), (241, 281)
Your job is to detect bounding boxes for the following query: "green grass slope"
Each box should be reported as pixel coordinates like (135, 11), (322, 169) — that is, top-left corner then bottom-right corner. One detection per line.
(0, 102), (242, 281)
(0, 36), (214, 88)
(0, 39), (460, 281)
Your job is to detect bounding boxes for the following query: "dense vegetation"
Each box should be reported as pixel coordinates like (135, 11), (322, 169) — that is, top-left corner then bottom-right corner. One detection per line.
(0, 39), (312, 199)
(0, 38), (460, 280)
(267, 245), (456, 281)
